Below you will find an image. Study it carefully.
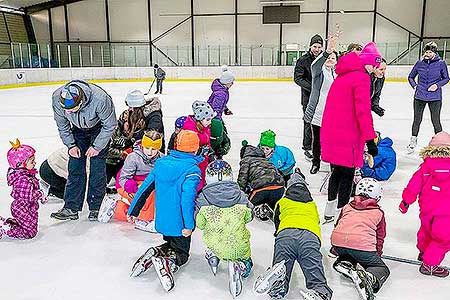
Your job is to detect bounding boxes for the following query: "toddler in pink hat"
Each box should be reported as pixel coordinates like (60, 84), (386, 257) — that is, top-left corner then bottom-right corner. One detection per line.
(399, 131), (450, 277)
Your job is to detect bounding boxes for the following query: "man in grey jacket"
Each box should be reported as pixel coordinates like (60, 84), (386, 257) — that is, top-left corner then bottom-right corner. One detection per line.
(154, 64), (166, 94)
(50, 80), (117, 221)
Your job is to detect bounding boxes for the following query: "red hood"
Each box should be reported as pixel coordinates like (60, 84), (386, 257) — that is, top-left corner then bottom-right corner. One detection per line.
(335, 52), (366, 76)
(350, 195), (380, 210)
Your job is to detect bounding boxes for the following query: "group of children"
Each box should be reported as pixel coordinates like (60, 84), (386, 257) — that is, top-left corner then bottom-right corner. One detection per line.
(1, 68), (450, 300)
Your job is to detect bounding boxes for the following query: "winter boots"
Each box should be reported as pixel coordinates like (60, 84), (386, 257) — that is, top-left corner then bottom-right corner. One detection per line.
(419, 263), (449, 278)
(50, 208), (79, 221)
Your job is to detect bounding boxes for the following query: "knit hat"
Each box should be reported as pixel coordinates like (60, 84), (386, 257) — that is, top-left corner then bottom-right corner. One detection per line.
(175, 116), (187, 129)
(176, 130), (200, 153)
(219, 70), (235, 85)
(125, 90), (146, 108)
(205, 159), (233, 185)
(260, 130), (276, 148)
(310, 34), (323, 46)
(192, 101), (216, 121)
(423, 42), (438, 53)
(141, 135), (162, 150)
(60, 83), (83, 109)
(429, 131), (450, 147)
(7, 139), (36, 168)
(359, 42), (382, 68)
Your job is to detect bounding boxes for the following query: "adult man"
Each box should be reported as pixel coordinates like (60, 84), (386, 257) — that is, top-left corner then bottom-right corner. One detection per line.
(51, 80), (117, 221)
(154, 64), (166, 94)
(294, 34), (323, 160)
(371, 58), (387, 117)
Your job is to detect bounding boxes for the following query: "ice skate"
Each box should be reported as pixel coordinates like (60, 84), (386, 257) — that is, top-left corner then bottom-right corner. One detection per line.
(134, 219), (157, 233)
(300, 289), (328, 300)
(205, 249), (220, 276)
(351, 265), (375, 300)
(228, 261), (243, 298)
(253, 204), (273, 221)
(323, 200), (338, 224)
(304, 150), (313, 162)
(406, 136), (417, 154)
(98, 195), (119, 223)
(319, 172), (331, 195)
(333, 259), (355, 280)
(253, 260), (286, 295)
(419, 263), (449, 278)
(152, 256), (176, 292)
(130, 246), (163, 277)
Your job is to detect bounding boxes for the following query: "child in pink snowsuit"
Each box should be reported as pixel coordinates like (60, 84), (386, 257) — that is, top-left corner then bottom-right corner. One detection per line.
(399, 131), (450, 277)
(0, 139), (47, 240)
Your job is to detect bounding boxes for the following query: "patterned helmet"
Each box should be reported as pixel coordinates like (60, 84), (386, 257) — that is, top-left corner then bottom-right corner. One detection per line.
(206, 159), (233, 185)
(355, 177), (383, 202)
(7, 139), (36, 168)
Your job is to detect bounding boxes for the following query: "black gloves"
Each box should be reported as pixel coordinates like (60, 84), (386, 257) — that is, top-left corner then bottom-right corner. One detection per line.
(366, 139), (378, 157)
(372, 105), (385, 117)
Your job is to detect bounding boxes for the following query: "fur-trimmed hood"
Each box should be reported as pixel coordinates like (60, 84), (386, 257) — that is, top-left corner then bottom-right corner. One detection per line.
(420, 145), (450, 159)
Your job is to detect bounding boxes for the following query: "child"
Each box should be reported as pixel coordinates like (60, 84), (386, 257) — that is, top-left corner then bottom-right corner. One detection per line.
(183, 101), (214, 190)
(207, 70), (235, 121)
(254, 170), (333, 300)
(128, 130), (202, 291)
(1, 139), (47, 240)
(238, 140), (285, 221)
(210, 118), (231, 160)
(259, 130), (296, 183)
(167, 116), (187, 152)
(361, 131), (396, 181)
(399, 131), (450, 277)
(332, 178), (389, 300)
(114, 131), (163, 229)
(195, 160), (253, 298)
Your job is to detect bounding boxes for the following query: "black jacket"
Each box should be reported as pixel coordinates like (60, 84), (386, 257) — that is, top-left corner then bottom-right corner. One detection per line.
(294, 51), (318, 106)
(370, 74), (385, 116)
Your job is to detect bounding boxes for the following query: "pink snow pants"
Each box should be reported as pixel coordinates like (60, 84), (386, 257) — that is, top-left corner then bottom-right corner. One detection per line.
(417, 214), (450, 266)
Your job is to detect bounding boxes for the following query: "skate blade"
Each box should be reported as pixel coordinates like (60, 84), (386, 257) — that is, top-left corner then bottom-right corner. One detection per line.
(152, 257), (174, 292)
(253, 261), (286, 295)
(228, 263), (242, 298)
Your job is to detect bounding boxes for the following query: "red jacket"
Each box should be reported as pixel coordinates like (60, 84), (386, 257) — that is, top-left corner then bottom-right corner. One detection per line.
(331, 196), (386, 255)
(321, 52), (376, 168)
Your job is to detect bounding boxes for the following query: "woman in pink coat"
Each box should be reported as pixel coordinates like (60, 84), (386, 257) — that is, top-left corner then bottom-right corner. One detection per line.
(183, 101), (214, 190)
(321, 42), (381, 222)
(399, 131), (450, 277)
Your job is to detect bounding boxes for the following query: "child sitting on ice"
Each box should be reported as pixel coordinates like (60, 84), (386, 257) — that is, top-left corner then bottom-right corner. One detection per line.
(238, 140), (285, 221)
(167, 116), (187, 152)
(254, 169), (332, 300)
(1, 139), (47, 240)
(331, 178), (389, 300)
(114, 130), (163, 230)
(399, 131), (450, 277)
(195, 160), (253, 298)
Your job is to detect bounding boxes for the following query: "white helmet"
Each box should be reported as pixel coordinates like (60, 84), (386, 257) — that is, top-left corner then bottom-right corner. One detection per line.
(355, 178), (383, 202)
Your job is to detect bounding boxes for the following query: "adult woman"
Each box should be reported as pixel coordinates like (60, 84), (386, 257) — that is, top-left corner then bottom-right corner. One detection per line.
(407, 42), (449, 153)
(106, 90), (165, 184)
(304, 33), (339, 174)
(320, 42), (381, 223)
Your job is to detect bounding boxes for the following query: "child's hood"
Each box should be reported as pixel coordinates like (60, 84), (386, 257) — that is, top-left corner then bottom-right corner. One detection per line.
(197, 181), (250, 209)
(420, 145), (450, 159)
(132, 141), (162, 164)
(241, 144), (265, 159)
(350, 195), (380, 210)
(7, 167), (35, 186)
(285, 172), (313, 203)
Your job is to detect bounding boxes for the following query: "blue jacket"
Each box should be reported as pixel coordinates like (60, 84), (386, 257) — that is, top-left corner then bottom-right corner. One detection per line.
(268, 145), (296, 176)
(408, 54), (449, 101)
(361, 138), (396, 181)
(128, 150), (202, 236)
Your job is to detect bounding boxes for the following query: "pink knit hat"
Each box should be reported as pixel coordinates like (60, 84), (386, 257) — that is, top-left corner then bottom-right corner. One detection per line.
(429, 131), (450, 147)
(359, 42), (382, 68)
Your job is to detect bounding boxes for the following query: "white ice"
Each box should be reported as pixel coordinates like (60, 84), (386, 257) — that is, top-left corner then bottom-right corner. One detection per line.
(0, 80), (449, 300)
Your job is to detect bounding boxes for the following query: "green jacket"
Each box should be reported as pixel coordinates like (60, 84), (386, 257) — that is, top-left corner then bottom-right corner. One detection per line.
(274, 172), (321, 241)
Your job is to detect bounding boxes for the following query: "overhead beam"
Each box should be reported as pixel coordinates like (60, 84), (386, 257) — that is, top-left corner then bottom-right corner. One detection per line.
(24, 0), (84, 14)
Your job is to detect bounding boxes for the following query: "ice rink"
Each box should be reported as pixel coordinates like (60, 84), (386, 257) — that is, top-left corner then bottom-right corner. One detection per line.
(0, 80), (449, 300)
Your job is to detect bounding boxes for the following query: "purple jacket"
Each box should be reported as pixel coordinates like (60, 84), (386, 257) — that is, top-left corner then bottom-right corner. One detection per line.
(207, 79), (229, 121)
(408, 54), (449, 101)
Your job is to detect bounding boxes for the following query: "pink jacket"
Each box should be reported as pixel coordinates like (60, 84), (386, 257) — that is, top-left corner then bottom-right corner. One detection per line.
(331, 196), (386, 255)
(402, 156), (450, 216)
(321, 52), (376, 168)
(183, 115), (211, 190)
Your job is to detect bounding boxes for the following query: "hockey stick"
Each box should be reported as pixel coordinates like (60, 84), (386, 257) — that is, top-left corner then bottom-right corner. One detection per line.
(145, 79), (156, 95)
(382, 255), (450, 271)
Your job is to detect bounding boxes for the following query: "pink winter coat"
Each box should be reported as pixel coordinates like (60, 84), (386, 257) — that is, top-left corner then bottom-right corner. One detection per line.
(183, 115), (211, 190)
(402, 156), (450, 217)
(321, 52), (376, 168)
(331, 196), (386, 255)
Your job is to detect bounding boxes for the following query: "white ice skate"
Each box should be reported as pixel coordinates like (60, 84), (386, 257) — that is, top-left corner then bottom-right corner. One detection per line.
(97, 195), (119, 223)
(134, 219), (156, 233)
(322, 200), (338, 225)
(228, 261), (243, 298)
(205, 249), (220, 276)
(319, 172), (331, 195)
(253, 260), (286, 295)
(406, 136), (417, 154)
(300, 289), (327, 300)
(130, 247), (159, 277)
(152, 256), (175, 292)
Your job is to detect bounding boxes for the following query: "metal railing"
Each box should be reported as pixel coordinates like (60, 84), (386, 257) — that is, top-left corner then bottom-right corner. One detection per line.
(2, 40), (449, 69)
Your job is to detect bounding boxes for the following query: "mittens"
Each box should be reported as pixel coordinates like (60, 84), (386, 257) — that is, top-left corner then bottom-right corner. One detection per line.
(399, 200), (409, 214)
(124, 179), (139, 194)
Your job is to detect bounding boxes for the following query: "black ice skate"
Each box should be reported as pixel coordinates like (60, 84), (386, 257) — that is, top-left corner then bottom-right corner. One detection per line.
(253, 204), (274, 221)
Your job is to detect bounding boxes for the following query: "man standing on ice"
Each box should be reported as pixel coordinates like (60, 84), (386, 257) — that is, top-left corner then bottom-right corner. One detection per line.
(50, 80), (117, 221)
(294, 34), (323, 161)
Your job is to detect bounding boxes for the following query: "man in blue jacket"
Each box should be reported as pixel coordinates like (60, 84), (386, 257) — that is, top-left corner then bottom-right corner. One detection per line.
(127, 130), (202, 291)
(361, 132), (396, 181)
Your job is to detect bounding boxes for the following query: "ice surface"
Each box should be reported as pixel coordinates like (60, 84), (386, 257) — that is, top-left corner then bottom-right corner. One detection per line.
(0, 81), (449, 300)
